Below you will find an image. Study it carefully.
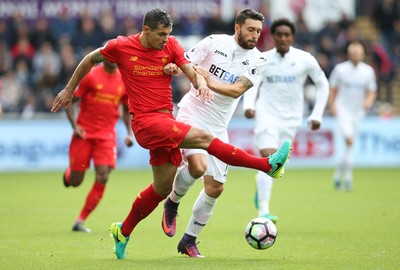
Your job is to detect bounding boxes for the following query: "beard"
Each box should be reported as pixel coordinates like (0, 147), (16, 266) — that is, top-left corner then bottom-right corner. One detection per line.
(237, 32), (256, 50)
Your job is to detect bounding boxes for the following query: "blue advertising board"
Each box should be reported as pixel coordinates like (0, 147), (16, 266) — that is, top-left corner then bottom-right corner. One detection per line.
(0, 116), (399, 172)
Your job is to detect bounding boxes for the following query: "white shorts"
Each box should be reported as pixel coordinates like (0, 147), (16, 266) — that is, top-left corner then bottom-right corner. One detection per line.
(336, 109), (364, 138)
(177, 107), (229, 184)
(254, 118), (297, 150)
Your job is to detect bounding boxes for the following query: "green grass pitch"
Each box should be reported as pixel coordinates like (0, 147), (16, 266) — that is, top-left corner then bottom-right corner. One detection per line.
(0, 168), (399, 270)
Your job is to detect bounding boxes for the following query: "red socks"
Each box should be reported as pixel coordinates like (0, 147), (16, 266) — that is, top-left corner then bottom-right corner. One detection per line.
(121, 184), (165, 236)
(77, 182), (106, 222)
(207, 138), (271, 172)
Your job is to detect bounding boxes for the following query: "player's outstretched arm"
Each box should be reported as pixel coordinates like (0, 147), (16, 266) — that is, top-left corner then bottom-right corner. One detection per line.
(193, 66), (252, 98)
(51, 48), (106, 112)
(180, 63), (214, 103)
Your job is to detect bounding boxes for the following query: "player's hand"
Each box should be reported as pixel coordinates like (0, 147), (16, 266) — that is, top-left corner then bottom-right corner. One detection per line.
(363, 100), (373, 111)
(244, 109), (255, 119)
(309, 120), (321, 130)
(196, 86), (214, 103)
(163, 63), (181, 76)
(125, 135), (134, 147)
(51, 89), (74, 112)
(73, 125), (86, 139)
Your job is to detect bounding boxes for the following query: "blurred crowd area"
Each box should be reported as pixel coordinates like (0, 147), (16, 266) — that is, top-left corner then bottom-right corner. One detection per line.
(0, 0), (399, 119)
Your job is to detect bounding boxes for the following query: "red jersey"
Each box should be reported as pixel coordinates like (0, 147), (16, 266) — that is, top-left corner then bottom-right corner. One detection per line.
(99, 34), (189, 114)
(75, 64), (127, 140)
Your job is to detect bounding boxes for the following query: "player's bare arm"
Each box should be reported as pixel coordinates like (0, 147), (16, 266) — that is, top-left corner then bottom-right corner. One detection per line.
(194, 66), (253, 98)
(328, 87), (338, 116)
(122, 104), (134, 147)
(364, 91), (377, 111)
(51, 49), (106, 112)
(180, 63), (214, 103)
(65, 96), (86, 138)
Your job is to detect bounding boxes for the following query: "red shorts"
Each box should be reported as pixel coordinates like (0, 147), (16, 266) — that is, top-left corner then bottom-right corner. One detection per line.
(69, 135), (117, 171)
(131, 112), (191, 166)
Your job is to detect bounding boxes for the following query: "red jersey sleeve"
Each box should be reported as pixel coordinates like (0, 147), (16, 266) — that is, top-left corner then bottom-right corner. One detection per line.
(169, 36), (190, 67)
(100, 38), (120, 63)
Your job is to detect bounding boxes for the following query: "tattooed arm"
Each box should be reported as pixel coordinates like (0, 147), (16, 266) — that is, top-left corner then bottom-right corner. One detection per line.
(193, 66), (253, 99)
(51, 48), (106, 112)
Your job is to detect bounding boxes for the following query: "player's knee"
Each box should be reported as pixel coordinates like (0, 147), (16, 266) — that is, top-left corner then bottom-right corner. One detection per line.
(153, 184), (172, 197)
(95, 172), (109, 184)
(188, 161), (207, 179)
(69, 173), (84, 187)
(205, 183), (224, 198)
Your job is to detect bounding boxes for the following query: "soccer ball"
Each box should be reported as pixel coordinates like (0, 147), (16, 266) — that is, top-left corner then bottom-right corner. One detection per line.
(245, 217), (277, 250)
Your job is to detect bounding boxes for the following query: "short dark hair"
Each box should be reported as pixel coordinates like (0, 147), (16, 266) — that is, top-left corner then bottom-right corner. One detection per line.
(270, 18), (296, 34)
(143, 8), (173, 30)
(235, 9), (264, 26)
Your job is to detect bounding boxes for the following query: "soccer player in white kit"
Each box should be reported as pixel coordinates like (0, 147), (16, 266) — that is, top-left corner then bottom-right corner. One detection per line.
(243, 18), (329, 222)
(161, 9), (291, 257)
(328, 41), (377, 191)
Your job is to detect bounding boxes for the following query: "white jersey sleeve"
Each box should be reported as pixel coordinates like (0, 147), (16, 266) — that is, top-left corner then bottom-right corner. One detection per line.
(242, 84), (259, 111)
(184, 35), (214, 65)
(241, 56), (267, 88)
(306, 54), (329, 123)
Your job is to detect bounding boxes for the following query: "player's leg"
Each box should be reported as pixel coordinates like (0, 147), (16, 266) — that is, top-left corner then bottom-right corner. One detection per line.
(179, 126), (291, 178)
(73, 139), (115, 232)
(111, 147), (179, 259)
(65, 136), (91, 187)
(343, 136), (354, 191)
(163, 152), (206, 237)
(253, 124), (288, 223)
(123, 162), (175, 233)
(334, 113), (354, 190)
(178, 155), (227, 257)
(178, 175), (223, 258)
(73, 165), (112, 233)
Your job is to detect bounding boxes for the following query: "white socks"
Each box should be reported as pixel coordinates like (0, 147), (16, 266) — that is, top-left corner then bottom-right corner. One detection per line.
(170, 164), (196, 203)
(335, 145), (353, 182)
(185, 189), (217, 237)
(256, 171), (273, 217)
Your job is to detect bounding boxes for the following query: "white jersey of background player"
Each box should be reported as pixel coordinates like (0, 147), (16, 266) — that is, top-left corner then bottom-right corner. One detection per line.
(243, 19), (329, 222)
(328, 42), (376, 191)
(162, 9), (267, 257)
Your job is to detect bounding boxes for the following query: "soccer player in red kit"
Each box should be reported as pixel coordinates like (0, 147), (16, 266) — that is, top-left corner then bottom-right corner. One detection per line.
(63, 60), (133, 233)
(51, 8), (291, 259)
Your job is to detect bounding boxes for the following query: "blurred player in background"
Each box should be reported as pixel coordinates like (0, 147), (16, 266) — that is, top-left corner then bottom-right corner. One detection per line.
(63, 59), (133, 232)
(161, 9), (288, 258)
(51, 8), (291, 259)
(328, 41), (377, 191)
(243, 18), (329, 222)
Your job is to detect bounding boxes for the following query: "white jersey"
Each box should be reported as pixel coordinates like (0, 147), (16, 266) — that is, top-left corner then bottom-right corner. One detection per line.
(177, 34), (265, 182)
(243, 47), (329, 130)
(329, 60), (377, 116)
(179, 34), (265, 129)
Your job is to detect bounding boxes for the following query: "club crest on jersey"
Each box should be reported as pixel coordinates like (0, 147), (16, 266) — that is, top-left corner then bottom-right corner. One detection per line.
(161, 56), (168, 64)
(241, 60), (250, 67)
(250, 66), (259, 76)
